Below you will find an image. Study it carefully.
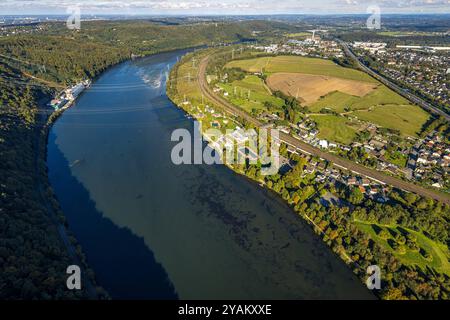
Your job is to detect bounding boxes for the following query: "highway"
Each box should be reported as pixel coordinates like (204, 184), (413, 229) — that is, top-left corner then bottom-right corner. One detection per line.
(337, 40), (450, 121)
(197, 55), (450, 204)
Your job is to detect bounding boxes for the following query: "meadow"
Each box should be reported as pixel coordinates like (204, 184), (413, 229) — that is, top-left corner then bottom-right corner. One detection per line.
(355, 221), (450, 276)
(226, 55), (377, 83)
(228, 55), (432, 138)
(354, 104), (431, 137)
(218, 75), (285, 113)
(310, 115), (358, 144)
(309, 86), (409, 112)
(267, 72), (378, 105)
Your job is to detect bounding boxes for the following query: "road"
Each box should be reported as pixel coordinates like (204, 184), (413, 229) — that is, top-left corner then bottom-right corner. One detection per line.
(197, 55), (450, 204)
(338, 40), (450, 121)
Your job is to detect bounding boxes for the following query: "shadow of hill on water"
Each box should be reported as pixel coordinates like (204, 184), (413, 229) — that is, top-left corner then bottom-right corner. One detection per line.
(47, 131), (178, 300)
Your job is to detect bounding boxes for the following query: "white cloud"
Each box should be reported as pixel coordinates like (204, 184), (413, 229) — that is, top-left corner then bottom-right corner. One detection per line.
(0, 0), (449, 14)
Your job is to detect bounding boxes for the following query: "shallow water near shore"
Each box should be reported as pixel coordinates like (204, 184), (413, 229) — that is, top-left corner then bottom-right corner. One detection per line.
(47, 49), (374, 299)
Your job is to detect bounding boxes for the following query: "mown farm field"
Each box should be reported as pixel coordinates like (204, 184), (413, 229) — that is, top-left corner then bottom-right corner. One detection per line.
(226, 55), (377, 82)
(267, 72), (378, 105)
(225, 55), (431, 140)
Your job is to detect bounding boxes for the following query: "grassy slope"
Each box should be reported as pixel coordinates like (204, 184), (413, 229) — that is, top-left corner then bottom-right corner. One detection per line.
(227, 56), (430, 138)
(355, 104), (431, 137)
(226, 55), (377, 83)
(310, 115), (358, 144)
(310, 86), (408, 112)
(218, 75), (284, 113)
(355, 221), (450, 276)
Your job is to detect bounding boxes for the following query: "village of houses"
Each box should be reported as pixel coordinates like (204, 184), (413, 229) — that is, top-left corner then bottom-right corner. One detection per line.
(179, 99), (393, 204)
(352, 41), (450, 109)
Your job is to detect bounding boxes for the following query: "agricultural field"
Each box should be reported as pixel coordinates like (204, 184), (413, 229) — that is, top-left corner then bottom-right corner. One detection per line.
(226, 55), (377, 83)
(354, 104), (431, 137)
(226, 55), (431, 139)
(310, 115), (359, 144)
(309, 86), (410, 112)
(218, 75), (284, 113)
(355, 221), (450, 276)
(267, 72), (378, 105)
(309, 91), (362, 113)
(285, 32), (312, 38)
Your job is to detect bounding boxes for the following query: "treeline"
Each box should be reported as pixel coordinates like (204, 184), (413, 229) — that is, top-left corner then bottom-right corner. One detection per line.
(420, 116), (450, 141)
(234, 153), (450, 300)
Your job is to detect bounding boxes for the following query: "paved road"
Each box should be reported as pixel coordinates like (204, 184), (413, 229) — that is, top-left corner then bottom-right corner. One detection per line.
(197, 55), (450, 204)
(338, 40), (450, 121)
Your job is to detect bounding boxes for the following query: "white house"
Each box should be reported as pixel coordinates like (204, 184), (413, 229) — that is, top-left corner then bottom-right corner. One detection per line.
(319, 140), (328, 149)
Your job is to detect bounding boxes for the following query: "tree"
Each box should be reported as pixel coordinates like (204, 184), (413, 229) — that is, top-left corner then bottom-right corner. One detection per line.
(381, 287), (408, 300)
(348, 187), (364, 205)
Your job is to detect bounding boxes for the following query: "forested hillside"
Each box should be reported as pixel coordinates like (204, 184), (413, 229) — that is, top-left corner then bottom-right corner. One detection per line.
(0, 62), (87, 298)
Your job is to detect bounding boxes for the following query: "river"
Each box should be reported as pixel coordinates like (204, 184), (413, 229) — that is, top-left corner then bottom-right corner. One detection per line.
(47, 49), (374, 300)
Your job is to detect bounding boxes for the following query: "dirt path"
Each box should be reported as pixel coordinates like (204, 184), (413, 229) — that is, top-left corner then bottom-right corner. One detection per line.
(23, 72), (65, 89)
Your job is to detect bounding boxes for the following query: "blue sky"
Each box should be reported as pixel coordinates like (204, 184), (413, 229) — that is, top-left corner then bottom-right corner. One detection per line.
(1, 0), (449, 15)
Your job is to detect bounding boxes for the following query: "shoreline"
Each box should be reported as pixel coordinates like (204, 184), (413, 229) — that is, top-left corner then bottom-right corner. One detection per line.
(166, 53), (377, 299)
(37, 88), (101, 299)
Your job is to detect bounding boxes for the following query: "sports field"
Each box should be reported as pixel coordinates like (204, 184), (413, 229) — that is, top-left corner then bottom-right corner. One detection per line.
(267, 72), (378, 105)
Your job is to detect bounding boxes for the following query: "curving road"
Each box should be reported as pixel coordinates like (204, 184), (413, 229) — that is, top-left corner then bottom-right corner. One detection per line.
(197, 55), (450, 204)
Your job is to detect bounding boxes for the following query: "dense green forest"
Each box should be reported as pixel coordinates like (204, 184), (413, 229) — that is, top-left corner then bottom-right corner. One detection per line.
(240, 156), (450, 300)
(0, 62), (90, 298)
(0, 19), (288, 299)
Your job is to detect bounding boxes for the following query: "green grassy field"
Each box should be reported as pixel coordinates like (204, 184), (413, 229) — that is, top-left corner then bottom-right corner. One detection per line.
(384, 151), (408, 168)
(355, 221), (450, 276)
(224, 55), (433, 140)
(354, 104), (430, 137)
(286, 32), (311, 38)
(310, 115), (358, 144)
(226, 55), (377, 83)
(310, 91), (361, 113)
(218, 75), (284, 113)
(309, 86), (409, 113)
(377, 31), (436, 37)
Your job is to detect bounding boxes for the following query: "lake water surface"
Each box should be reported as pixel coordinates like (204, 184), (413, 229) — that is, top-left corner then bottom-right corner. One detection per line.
(47, 49), (374, 299)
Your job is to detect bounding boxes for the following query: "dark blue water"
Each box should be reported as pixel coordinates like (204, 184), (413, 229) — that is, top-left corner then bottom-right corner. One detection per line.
(47, 49), (373, 299)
